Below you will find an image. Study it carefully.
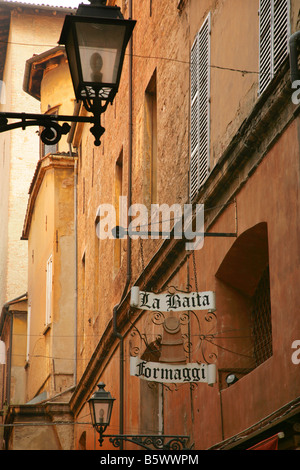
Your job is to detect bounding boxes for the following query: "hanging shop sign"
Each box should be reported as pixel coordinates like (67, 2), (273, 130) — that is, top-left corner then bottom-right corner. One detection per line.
(130, 356), (216, 386)
(130, 286), (216, 312)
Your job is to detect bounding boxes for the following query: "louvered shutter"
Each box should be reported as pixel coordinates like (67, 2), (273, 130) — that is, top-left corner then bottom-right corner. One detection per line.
(259, 0), (289, 96)
(190, 13), (211, 201)
(273, 0), (289, 74)
(259, 0), (272, 95)
(26, 306), (31, 362)
(46, 255), (53, 325)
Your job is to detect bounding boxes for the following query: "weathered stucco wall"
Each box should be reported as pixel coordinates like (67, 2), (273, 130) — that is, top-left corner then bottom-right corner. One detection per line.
(26, 158), (75, 402)
(71, 0), (300, 450)
(0, 7), (69, 309)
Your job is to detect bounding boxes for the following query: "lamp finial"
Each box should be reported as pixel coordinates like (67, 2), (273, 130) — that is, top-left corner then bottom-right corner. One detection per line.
(89, 0), (107, 5)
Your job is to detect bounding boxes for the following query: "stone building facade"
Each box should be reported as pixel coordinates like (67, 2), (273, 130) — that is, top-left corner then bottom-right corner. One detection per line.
(0, 0), (300, 451)
(69, 0), (300, 451)
(0, 1), (74, 309)
(0, 3), (76, 450)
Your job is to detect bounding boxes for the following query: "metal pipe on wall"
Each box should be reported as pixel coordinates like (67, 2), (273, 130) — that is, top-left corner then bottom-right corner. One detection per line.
(69, 143), (78, 387)
(74, 156), (78, 386)
(289, 31), (300, 83)
(112, 0), (134, 451)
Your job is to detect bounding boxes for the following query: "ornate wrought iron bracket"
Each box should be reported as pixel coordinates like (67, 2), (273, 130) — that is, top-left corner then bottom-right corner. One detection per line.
(103, 434), (191, 450)
(0, 104), (109, 146)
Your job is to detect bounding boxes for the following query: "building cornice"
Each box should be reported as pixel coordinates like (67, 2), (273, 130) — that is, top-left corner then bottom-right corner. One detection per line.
(0, 1), (75, 14)
(208, 396), (300, 449)
(0, 294), (27, 338)
(21, 154), (76, 240)
(23, 46), (67, 101)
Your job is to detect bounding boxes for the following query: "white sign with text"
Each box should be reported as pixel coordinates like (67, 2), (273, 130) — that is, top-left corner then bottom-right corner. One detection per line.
(130, 356), (216, 386)
(130, 287), (216, 312)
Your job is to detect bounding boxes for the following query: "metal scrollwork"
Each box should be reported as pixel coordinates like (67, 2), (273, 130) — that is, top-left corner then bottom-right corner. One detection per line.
(160, 284), (193, 294)
(129, 327), (148, 356)
(129, 285), (218, 379)
(205, 310), (217, 323)
(179, 311), (190, 326)
(0, 116), (8, 126)
(151, 310), (165, 325)
(0, 111), (100, 146)
(181, 333), (192, 355)
(39, 121), (71, 145)
(106, 434), (190, 450)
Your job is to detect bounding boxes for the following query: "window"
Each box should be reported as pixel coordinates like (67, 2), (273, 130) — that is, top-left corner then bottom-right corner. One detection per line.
(139, 342), (163, 436)
(41, 138), (57, 159)
(145, 70), (158, 206)
(46, 255), (53, 326)
(78, 431), (86, 450)
(251, 265), (272, 366)
(0, 79), (6, 105)
(79, 252), (86, 355)
(190, 13), (211, 201)
(215, 223), (272, 388)
(26, 305), (31, 362)
(258, 0), (290, 96)
(114, 150), (123, 271)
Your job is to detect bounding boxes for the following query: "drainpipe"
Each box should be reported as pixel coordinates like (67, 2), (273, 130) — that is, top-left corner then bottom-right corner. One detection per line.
(113, 305), (124, 449)
(119, 0), (133, 305)
(7, 312), (13, 406)
(69, 142), (78, 386)
(112, 0), (134, 450)
(289, 31), (300, 83)
(0, 293), (27, 405)
(74, 157), (78, 386)
(126, 0), (133, 295)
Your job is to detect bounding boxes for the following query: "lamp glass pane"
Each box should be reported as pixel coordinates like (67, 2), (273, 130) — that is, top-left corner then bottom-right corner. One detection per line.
(75, 22), (127, 85)
(66, 27), (80, 95)
(93, 401), (111, 426)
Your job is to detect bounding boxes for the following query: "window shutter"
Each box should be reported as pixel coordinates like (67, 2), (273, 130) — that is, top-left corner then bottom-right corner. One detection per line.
(190, 13), (211, 201)
(259, 0), (272, 95)
(273, 0), (289, 74)
(46, 255), (53, 325)
(26, 306), (31, 362)
(259, 0), (289, 96)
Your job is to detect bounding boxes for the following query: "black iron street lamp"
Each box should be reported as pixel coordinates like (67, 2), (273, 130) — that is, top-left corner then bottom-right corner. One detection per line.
(0, 0), (135, 147)
(88, 383), (190, 451)
(58, 0), (136, 145)
(88, 382), (115, 446)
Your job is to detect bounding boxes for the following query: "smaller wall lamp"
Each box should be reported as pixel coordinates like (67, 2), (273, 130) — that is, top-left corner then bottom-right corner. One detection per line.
(225, 373), (239, 386)
(88, 382), (190, 450)
(88, 382), (115, 446)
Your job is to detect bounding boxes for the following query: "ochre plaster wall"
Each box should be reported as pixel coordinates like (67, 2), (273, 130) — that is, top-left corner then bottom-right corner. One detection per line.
(26, 159), (75, 402)
(0, 8), (69, 308)
(72, 0), (300, 450)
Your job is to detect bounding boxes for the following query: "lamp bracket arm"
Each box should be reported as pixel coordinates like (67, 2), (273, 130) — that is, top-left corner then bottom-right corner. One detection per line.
(104, 434), (191, 451)
(82, 98), (110, 146)
(0, 111), (96, 145)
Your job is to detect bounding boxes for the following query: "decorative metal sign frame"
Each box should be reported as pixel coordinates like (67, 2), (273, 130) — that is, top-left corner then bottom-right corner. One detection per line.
(129, 285), (218, 391)
(105, 434), (190, 450)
